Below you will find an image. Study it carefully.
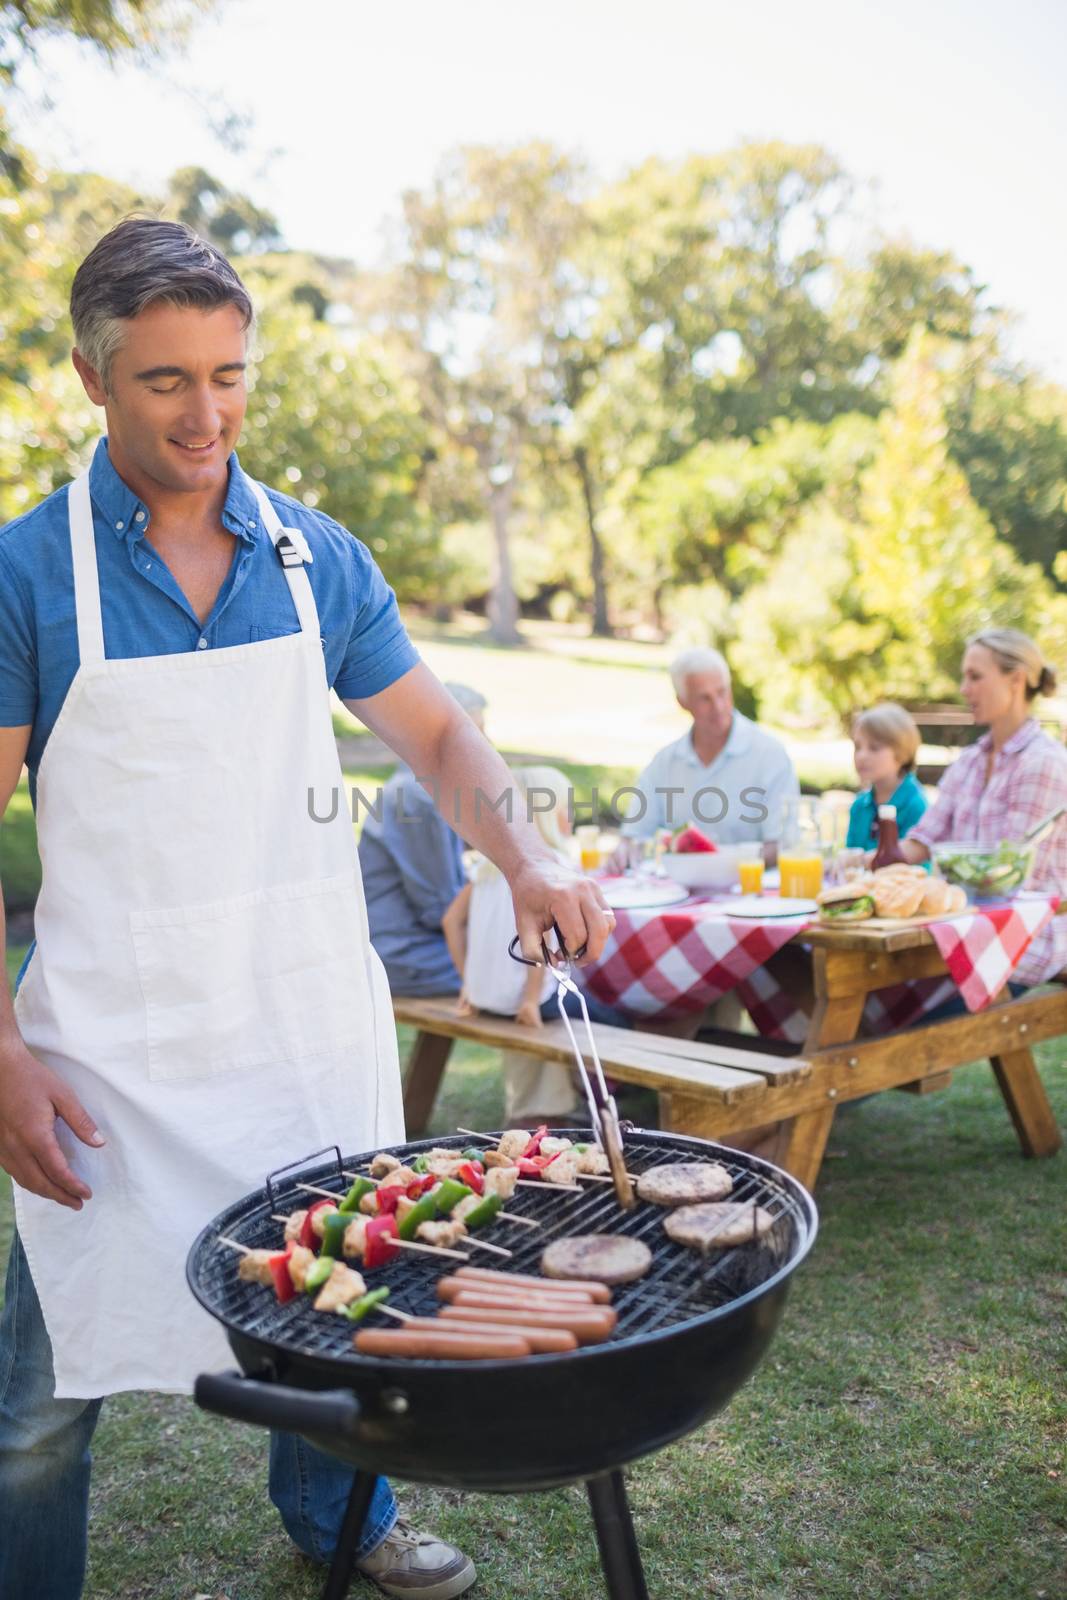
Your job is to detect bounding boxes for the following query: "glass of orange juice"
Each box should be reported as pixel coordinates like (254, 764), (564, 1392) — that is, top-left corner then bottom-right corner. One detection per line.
(778, 852), (823, 898)
(778, 798), (824, 898)
(736, 840), (764, 896)
(576, 824), (601, 872)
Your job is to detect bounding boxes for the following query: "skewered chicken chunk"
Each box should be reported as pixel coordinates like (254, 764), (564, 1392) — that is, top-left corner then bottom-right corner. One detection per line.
(497, 1129), (530, 1160)
(237, 1249), (275, 1286)
(575, 1146), (609, 1176)
(286, 1245), (316, 1291)
(283, 1209), (308, 1244)
(342, 1217), (369, 1259)
(540, 1137), (574, 1158)
(544, 1149), (582, 1185)
(425, 1155), (467, 1178)
(358, 1191), (379, 1215)
(395, 1195), (418, 1226)
(313, 1261), (367, 1313)
(311, 1205), (340, 1239)
(452, 1194), (483, 1224)
(483, 1166), (519, 1200)
(416, 1219), (467, 1248)
(369, 1152), (401, 1178)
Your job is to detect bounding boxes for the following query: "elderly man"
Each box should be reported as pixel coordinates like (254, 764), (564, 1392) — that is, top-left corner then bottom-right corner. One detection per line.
(0, 219), (612, 1600)
(358, 682), (486, 996)
(618, 647), (798, 858)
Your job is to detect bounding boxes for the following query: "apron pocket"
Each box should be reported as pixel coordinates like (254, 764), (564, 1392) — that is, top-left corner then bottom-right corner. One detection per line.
(131, 872), (366, 1082)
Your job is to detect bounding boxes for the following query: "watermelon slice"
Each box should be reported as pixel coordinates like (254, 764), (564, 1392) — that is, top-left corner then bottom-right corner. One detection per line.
(673, 825), (717, 854)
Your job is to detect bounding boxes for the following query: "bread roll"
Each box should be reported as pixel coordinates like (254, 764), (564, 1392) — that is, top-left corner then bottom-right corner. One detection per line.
(946, 884), (967, 913)
(919, 877), (954, 916)
(873, 874), (925, 918)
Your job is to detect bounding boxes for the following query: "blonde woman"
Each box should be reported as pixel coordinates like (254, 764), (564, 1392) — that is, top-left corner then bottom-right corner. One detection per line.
(901, 628), (1067, 986)
(443, 767), (628, 1125)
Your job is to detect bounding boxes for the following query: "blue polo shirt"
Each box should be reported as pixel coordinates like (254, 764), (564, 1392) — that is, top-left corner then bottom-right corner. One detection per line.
(846, 771), (928, 847)
(0, 438), (420, 805)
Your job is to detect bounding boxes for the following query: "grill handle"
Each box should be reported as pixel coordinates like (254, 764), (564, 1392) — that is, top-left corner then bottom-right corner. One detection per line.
(195, 1369), (362, 1440)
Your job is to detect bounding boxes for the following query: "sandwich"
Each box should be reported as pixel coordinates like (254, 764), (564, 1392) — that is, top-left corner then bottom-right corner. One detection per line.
(817, 881), (875, 922)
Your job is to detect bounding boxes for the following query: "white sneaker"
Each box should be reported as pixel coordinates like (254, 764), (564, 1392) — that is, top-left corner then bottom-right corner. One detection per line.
(356, 1517), (476, 1599)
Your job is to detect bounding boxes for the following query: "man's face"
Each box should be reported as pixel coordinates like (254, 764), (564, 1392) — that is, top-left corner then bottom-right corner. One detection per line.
(74, 300), (248, 496)
(678, 670), (734, 742)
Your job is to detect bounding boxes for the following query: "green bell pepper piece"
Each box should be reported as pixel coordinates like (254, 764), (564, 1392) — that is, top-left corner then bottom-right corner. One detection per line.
(339, 1177), (374, 1214)
(397, 1193), (439, 1241)
(432, 1179), (473, 1215)
(461, 1194), (503, 1231)
(304, 1256), (335, 1294)
(462, 1146), (487, 1164)
(320, 1211), (351, 1259)
(345, 1287), (391, 1323)
(411, 1155), (430, 1174)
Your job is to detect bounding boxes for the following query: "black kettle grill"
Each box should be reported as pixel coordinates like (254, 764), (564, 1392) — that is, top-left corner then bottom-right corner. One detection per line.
(188, 1129), (817, 1598)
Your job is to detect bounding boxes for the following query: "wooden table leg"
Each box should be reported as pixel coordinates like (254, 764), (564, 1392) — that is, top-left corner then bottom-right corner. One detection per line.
(990, 1048), (1063, 1159)
(402, 1031), (454, 1135)
(776, 1105), (838, 1191)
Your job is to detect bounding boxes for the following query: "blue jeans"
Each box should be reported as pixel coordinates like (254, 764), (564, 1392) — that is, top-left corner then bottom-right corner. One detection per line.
(0, 1233), (396, 1599)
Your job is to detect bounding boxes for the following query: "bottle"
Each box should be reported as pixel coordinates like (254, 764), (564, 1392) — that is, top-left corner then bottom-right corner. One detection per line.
(872, 804), (906, 870)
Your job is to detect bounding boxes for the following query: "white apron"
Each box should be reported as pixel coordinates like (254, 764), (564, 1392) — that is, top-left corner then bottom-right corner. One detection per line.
(13, 466), (404, 1398)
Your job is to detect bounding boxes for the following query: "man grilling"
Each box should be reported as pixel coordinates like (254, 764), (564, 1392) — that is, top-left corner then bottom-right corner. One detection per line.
(0, 219), (614, 1600)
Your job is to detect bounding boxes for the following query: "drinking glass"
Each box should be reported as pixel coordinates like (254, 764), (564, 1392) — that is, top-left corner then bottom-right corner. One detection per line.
(736, 840), (764, 895)
(778, 797), (824, 898)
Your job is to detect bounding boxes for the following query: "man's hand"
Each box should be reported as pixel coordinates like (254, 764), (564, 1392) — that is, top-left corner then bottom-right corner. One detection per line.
(0, 1033), (105, 1208)
(510, 855), (616, 967)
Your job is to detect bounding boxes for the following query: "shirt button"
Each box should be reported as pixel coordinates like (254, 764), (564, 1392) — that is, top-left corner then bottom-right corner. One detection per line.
(115, 520), (124, 531)
(145, 561), (152, 571)
(135, 511), (145, 523)
(197, 637), (208, 651)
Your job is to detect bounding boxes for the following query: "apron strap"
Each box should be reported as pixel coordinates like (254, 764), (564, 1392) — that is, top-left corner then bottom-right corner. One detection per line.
(248, 481), (322, 640)
(68, 468), (107, 669)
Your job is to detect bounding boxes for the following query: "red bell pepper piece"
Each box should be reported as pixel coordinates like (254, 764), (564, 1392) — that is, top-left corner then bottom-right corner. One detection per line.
(455, 1161), (484, 1195)
(517, 1152), (561, 1176)
(521, 1124), (548, 1158)
(375, 1184), (405, 1215)
(363, 1213), (400, 1271)
(268, 1243), (296, 1303)
(405, 1175), (436, 1199)
(299, 1198), (337, 1251)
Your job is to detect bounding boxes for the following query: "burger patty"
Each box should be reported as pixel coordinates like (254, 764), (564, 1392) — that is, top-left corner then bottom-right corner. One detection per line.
(635, 1161), (734, 1207)
(541, 1234), (652, 1285)
(663, 1201), (774, 1252)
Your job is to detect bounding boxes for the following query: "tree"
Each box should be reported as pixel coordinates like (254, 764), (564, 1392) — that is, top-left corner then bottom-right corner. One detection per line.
(732, 332), (1067, 719)
(167, 166), (282, 254)
(378, 142), (591, 642)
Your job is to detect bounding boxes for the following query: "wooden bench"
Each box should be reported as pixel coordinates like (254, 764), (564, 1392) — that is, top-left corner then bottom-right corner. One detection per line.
(393, 993), (811, 1151)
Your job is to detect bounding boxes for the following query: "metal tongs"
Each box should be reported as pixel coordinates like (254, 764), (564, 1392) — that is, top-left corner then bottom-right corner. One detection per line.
(508, 925), (636, 1210)
(1019, 804), (1067, 851)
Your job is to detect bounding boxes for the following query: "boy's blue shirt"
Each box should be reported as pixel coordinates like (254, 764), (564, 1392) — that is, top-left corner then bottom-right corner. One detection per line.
(846, 770), (928, 847)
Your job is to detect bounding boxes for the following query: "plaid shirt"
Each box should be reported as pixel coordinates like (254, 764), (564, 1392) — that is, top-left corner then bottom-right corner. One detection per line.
(910, 719), (1067, 985)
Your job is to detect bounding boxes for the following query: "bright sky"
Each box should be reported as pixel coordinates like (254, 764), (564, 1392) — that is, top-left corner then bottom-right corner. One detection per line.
(15, 0), (1067, 378)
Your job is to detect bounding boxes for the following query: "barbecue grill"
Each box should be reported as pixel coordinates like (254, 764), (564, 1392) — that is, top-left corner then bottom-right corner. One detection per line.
(189, 1129), (817, 1600)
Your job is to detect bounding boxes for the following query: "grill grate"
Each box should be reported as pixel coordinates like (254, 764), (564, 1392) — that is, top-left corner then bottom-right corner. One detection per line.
(189, 1131), (814, 1366)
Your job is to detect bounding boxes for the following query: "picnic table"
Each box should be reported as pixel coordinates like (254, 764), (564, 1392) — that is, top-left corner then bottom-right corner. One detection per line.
(578, 886), (1065, 1186)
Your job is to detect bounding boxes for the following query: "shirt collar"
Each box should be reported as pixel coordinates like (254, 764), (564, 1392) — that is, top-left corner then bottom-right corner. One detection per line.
(677, 711), (750, 767)
(87, 437), (264, 546)
(975, 719), (1041, 758)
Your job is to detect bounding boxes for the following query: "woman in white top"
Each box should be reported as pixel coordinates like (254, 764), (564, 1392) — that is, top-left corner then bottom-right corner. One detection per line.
(443, 767), (628, 1123)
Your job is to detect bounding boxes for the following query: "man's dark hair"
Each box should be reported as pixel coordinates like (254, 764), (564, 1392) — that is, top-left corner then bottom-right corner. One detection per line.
(70, 217), (254, 389)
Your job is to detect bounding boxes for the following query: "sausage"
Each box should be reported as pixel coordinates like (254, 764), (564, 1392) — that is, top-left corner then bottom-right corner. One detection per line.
(451, 1265), (610, 1304)
(435, 1273), (598, 1299)
(396, 1318), (578, 1354)
(449, 1287), (617, 1321)
(440, 1301), (615, 1345)
(354, 1327), (532, 1360)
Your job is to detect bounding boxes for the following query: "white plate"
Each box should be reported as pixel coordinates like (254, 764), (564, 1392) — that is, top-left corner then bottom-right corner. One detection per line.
(722, 895), (818, 919)
(599, 876), (692, 910)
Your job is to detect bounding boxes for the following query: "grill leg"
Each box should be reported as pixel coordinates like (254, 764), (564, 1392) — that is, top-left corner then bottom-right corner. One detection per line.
(586, 1471), (650, 1600)
(320, 1470), (377, 1600)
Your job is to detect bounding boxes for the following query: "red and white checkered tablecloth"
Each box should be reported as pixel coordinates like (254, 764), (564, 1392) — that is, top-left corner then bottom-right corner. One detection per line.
(582, 891), (1059, 1043)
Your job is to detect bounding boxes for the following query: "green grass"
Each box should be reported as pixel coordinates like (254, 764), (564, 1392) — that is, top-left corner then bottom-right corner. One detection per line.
(2, 938), (1065, 1599)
